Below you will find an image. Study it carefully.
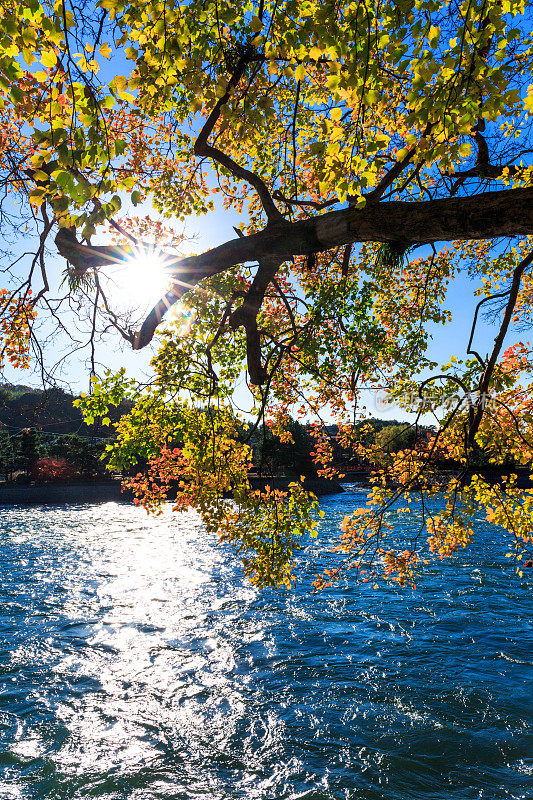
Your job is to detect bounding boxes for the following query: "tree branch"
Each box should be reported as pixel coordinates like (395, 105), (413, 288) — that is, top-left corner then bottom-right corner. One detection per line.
(229, 256), (281, 384)
(467, 248), (533, 444)
(364, 123), (430, 204)
(55, 186), (533, 349)
(194, 46), (284, 224)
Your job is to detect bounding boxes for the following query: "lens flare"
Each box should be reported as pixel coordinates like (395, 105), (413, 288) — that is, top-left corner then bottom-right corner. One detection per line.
(166, 304), (196, 337)
(120, 244), (172, 306)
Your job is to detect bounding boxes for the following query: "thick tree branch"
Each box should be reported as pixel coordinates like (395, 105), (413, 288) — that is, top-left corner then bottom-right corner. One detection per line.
(194, 47), (284, 224)
(55, 187), (533, 349)
(56, 227), (129, 271)
(228, 256), (281, 383)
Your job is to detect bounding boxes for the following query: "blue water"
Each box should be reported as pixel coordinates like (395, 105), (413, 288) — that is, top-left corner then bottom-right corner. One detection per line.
(0, 488), (531, 799)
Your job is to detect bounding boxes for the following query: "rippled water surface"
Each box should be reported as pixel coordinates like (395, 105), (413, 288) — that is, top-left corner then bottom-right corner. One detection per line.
(0, 489), (531, 799)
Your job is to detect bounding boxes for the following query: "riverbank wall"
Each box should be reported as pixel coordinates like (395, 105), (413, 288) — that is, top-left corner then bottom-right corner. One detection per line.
(2, 468), (530, 507)
(0, 476), (344, 506)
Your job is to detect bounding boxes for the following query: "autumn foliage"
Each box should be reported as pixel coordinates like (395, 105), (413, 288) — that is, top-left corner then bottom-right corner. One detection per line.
(1, 0), (533, 588)
(31, 457), (76, 482)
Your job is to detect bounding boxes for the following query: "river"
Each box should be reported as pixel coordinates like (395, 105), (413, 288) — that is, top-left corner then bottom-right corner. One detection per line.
(0, 488), (531, 799)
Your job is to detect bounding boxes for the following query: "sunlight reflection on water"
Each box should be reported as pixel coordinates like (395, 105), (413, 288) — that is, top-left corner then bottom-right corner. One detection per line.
(0, 494), (532, 799)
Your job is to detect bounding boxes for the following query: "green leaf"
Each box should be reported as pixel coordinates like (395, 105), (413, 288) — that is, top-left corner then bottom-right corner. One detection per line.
(249, 16), (263, 33)
(9, 85), (23, 103)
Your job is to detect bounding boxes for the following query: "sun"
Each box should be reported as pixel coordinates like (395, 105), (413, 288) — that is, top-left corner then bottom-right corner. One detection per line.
(112, 244), (172, 308)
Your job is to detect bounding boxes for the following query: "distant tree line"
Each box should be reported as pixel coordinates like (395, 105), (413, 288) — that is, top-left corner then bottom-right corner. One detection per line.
(0, 383), (132, 483)
(0, 384), (131, 437)
(0, 428), (109, 482)
(2, 384), (510, 484)
(248, 418), (433, 478)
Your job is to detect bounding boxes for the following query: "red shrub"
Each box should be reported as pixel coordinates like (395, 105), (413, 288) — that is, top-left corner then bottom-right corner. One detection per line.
(31, 457), (76, 482)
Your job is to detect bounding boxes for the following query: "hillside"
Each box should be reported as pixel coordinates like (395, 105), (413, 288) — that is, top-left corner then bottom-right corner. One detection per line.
(0, 384), (131, 438)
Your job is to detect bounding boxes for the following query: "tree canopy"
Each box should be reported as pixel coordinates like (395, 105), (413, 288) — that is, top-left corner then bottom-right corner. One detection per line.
(2, 0), (533, 588)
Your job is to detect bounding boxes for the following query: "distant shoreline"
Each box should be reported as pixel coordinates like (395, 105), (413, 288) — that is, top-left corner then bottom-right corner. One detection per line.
(1, 469), (531, 507)
(0, 476), (347, 506)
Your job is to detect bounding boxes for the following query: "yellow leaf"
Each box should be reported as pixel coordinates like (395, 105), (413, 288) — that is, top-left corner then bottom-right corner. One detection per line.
(113, 75), (127, 93)
(428, 25), (440, 45)
(294, 63), (306, 82)
(458, 142), (472, 157)
(99, 43), (112, 59)
(29, 188), (46, 206)
(40, 50), (57, 69)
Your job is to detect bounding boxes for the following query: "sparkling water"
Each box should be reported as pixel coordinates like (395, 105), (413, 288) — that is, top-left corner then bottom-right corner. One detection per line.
(0, 489), (531, 799)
